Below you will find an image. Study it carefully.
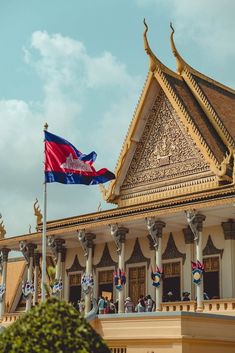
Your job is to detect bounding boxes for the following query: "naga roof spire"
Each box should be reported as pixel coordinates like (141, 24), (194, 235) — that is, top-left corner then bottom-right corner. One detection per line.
(143, 19), (158, 72)
(170, 22), (186, 74)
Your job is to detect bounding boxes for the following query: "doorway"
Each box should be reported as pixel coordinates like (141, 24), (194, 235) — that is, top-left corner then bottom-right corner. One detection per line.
(98, 270), (113, 299)
(128, 266), (146, 305)
(203, 257), (220, 299)
(69, 273), (81, 305)
(163, 262), (181, 301)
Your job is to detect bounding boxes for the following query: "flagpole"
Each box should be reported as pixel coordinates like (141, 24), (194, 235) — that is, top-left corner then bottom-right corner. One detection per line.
(41, 122), (48, 302)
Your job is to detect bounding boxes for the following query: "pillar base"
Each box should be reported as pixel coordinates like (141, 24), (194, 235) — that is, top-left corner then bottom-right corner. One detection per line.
(196, 306), (204, 312)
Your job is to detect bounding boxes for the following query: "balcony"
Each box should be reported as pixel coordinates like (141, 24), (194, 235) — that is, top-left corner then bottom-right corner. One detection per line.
(92, 311), (235, 352)
(162, 298), (235, 315)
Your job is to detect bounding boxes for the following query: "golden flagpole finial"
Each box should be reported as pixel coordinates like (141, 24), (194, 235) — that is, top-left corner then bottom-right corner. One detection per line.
(44, 122), (48, 131)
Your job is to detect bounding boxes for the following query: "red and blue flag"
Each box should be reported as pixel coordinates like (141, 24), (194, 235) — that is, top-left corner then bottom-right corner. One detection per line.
(44, 131), (115, 185)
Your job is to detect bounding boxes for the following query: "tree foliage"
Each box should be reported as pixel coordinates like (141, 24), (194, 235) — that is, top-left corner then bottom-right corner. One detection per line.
(0, 297), (110, 353)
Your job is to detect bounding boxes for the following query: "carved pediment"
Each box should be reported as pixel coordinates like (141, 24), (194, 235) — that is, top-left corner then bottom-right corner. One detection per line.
(126, 238), (150, 266)
(94, 243), (117, 269)
(122, 90), (210, 191)
(203, 235), (224, 258)
(162, 233), (186, 264)
(66, 255), (84, 274)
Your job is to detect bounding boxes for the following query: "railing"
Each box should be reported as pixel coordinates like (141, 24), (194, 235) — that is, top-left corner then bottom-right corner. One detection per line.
(110, 348), (127, 353)
(1, 313), (21, 325)
(162, 298), (235, 315)
(162, 300), (196, 312)
(203, 298), (235, 313)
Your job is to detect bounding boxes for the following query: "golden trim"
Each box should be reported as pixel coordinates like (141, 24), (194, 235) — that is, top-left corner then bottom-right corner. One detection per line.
(118, 176), (219, 207)
(170, 23), (186, 75)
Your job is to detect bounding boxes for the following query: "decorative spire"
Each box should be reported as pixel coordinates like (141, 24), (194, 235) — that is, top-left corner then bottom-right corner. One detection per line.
(34, 198), (43, 228)
(0, 214), (6, 239)
(170, 22), (185, 74)
(143, 19), (157, 72)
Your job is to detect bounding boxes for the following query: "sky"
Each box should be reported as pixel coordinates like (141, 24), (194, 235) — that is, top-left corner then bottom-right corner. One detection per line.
(0, 0), (234, 237)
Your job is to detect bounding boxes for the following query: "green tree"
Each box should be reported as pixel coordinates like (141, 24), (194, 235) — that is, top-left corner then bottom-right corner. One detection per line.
(0, 297), (110, 353)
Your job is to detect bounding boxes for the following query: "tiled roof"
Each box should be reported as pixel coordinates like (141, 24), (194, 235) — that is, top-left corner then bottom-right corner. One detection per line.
(165, 73), (227, 164)
(192, 74), (235, 142)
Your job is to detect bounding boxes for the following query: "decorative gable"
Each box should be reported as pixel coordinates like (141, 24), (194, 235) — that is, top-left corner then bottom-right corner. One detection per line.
(118, 89), (214, 205)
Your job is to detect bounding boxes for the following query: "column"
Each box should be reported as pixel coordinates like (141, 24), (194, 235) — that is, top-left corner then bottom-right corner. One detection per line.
(61, 247), (66, 300)
(182, 227), (194, 299)
(195, 214), (206, 311)
(110, 225), (128, 314)
(147, 219), (166, 311)
(84, 233), (96, 314)
(54, 239), (65, 280)
(33, 252), (41, 306)
(0, 248), (10, 318)
(26, 243), (37, 311)
(221, 220), (235, 298)
(117, 227), (128, 314)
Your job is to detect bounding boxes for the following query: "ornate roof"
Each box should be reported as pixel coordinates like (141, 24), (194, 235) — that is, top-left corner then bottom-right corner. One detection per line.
(101, 22), (235, 207)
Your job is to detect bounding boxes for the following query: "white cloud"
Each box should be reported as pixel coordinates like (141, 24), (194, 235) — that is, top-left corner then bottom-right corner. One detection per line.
(1, 31), (141, 236)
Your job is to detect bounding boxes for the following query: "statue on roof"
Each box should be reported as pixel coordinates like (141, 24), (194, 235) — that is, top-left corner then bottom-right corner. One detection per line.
(0, 214), (6, 239)
(34, 198), (43, 228)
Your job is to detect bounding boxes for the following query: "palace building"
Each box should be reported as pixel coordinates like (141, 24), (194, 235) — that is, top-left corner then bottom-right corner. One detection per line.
(0, 23), (235, 352)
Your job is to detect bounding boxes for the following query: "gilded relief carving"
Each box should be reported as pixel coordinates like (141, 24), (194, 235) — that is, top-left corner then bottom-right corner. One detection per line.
(122, 90), (209, 189)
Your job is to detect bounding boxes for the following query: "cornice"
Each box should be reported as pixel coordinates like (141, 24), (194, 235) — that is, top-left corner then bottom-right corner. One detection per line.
(119, 175), (218, 206)
(0, 185), (234, 248)
(35, 186), (235, 234)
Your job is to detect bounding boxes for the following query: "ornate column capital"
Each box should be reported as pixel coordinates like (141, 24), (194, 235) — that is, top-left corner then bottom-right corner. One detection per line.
(221, 219), (235, 240)
(77, 230), (96, 257)
(194, 214), (206, 232)
(34, 252), (41, 267)
(61, 247), (66, 263)
(27, 243), (37, 258)
(19, 241), (37, 263)
(48, 237), (65, 261)
(54, 239), (65, 253)
(185, 211), (206, 243)
(109, 224), (129, 253)
(1, 248), (10, 262)
(85, 233), (96, 248)
(183, 226), (194, 244)
(146, 218), (165, 249)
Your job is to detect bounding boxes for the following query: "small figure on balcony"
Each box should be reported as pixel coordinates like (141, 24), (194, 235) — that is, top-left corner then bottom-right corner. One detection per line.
(124, 297), (134, 313)
(182, 291), (190, 301)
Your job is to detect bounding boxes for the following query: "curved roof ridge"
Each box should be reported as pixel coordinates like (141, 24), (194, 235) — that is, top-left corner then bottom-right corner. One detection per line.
(169, 23), (235, 94)
(143, 19), (179, 79)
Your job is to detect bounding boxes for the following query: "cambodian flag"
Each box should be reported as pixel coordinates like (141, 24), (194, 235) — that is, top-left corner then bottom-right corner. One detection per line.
(44, 131), (115, 185)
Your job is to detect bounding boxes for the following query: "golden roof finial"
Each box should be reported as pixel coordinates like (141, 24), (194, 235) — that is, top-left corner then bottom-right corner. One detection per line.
(0, 214), (6, 239)
(34, 198), (43, 228)
(143, 19), (157, 72)
(170, 22), (185, 74)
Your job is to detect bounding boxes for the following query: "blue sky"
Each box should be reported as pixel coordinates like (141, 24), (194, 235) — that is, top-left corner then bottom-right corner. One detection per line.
(0, 0), (234, 236)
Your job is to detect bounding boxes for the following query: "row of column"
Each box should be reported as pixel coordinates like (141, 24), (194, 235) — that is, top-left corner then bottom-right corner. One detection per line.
(0, 215), (234, 316)
(0, 238), (66, 318)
